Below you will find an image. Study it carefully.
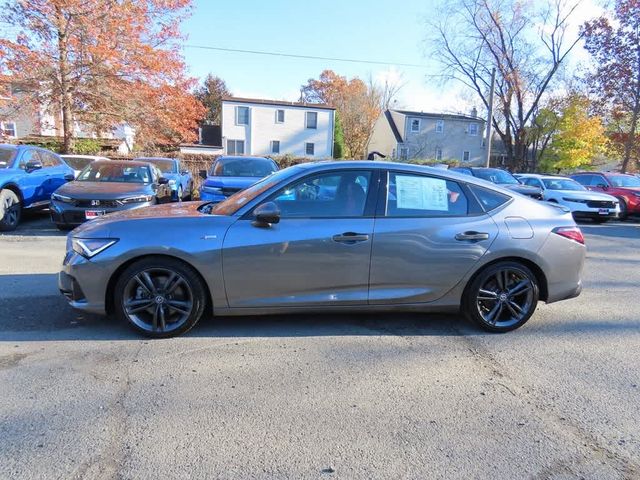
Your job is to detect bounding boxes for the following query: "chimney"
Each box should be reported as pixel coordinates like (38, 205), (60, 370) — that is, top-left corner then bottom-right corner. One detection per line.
(471, 107), (478, 118)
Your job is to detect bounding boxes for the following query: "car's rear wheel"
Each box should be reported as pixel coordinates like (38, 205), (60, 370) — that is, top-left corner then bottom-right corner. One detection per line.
(114, 257), (207, 338)
(463, 261), (539, 332)
(0, 189), (21, 232)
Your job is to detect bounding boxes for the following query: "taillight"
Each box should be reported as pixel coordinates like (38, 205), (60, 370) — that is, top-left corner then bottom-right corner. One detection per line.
(552, 226), (585, 245)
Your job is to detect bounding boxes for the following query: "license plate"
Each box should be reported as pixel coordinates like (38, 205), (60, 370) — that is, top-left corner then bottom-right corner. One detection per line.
(85, 210), (106, 219)
(598, 208), (609, 215)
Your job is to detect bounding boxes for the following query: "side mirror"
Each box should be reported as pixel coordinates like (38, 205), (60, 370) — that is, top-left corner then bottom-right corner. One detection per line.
(158, 177), (169, 185)
(199, 169), (208, 180)
(181, 170), (190, 176)
(25, 161), (43, 172)
(64, 173), (75, 182)
(596, 183), (608, 190)
(252, 201), (280, 227)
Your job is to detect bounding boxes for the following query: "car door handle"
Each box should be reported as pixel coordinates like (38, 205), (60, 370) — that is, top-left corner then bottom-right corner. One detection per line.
(332, 232), (370, 244)
(455, 231), (490, 241)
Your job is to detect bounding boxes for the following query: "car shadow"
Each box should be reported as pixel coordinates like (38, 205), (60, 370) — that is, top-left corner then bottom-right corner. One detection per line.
(0, 210), (66, 238)
(1, 273), (638, 343)
(579, 221), (640, 239)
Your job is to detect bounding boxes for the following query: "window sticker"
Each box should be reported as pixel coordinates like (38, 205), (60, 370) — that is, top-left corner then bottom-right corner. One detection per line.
(395, 175), (448, 211)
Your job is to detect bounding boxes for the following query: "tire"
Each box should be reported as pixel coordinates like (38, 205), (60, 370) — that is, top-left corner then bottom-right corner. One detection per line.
(463, 261), (539, 333)
(617, 198), (628, 221)
(0, 189), (21, 232)
(56, 223), (74, 231)
(114, 257), (208, 338)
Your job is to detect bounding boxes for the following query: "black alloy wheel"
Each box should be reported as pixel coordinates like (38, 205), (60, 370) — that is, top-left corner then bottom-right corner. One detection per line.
(464, 261), (539, 332)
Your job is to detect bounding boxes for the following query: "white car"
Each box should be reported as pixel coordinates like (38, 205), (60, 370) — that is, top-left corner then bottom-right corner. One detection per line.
(61, 155), (110, 178)
(516, 174), (620, 223)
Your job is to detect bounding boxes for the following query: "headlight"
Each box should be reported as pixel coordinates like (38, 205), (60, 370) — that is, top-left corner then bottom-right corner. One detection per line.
(201, 186), (223, 194)
(117, 195), (153, 204)
(168, 179), (177, 186)
(52, 193), (73, 203)
(72, 238), (118, 258)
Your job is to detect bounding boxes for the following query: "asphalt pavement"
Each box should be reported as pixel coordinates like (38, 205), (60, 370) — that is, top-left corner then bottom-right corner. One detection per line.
(1, 211), (639, 479)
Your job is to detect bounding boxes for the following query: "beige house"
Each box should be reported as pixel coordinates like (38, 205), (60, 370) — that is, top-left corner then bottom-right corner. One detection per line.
(367, 109), (486, 164)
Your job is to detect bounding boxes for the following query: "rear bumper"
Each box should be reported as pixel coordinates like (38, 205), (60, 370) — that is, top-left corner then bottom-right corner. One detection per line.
(537, 231), (586, 304)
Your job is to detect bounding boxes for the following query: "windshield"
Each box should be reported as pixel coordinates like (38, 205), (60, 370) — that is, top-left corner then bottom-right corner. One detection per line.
(63, 156), (94, 171)
(77, 163), (152, 183)
(473, 169), (520, 185)
(609, 175), (640, 187)
(211, 157), (277, 177)
(144, 159), (178, 174)
(209, 167), (301, 215)
(0, 148), (17, 169)
(542, 178), (586, 191)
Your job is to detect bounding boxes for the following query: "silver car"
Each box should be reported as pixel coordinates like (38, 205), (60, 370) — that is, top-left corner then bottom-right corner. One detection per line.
(59, 161), (586, 338)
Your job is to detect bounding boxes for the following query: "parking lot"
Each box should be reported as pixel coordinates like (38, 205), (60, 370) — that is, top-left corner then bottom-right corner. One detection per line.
(1, 211), (639, 479)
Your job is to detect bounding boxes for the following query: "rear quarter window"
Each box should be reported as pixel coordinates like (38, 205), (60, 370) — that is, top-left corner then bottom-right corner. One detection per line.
(468, 184), (511, 212)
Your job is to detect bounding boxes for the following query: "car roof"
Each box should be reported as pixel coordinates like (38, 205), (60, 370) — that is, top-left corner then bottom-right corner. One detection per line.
(135, 157), (177, 162)
(216, 155), (272, 162)
(61, 154), (109, 159)
(93, 159), (152, 167)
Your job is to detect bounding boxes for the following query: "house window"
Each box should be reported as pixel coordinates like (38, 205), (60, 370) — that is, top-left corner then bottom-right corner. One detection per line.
(271, 140), (280, 154)
(435, 120), (444, 133)
(462, 151), (470, 162)
(399, 147), (408, 160)
(435, 148), (443, 161)
(1, 121), (16, 137)
(305, 142), (315, 156)
(275, 109), (285, 123)
(468, 123), (478, 136)
(235, 106), (249, 125)
(305, 111), (318, 129)
(227, 139), (245, 155)
(410, 118), (420, 132)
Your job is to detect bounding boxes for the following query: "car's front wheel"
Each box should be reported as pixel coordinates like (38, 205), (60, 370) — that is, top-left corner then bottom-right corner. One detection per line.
(463, 261), (539, 332)
(0, 189), (21, 232)
(114, 257), (207, 338)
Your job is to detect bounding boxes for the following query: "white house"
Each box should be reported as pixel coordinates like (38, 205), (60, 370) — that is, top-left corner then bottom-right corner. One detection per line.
(220, 97), (335, 158)
(367, 109), (486, 164)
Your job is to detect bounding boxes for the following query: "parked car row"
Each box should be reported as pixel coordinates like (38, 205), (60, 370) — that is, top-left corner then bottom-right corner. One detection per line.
(0, 144), (195, 231)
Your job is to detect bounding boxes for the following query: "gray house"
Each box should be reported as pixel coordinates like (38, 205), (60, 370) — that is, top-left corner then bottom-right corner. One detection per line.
(367, 109), (486, 164)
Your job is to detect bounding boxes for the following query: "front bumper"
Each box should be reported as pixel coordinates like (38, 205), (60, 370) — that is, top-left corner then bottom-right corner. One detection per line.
(59, 250), (109, 315)
(50, 200), (153, 226)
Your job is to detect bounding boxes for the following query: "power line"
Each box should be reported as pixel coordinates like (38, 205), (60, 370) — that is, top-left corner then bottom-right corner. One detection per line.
(183, 44), (427, 69)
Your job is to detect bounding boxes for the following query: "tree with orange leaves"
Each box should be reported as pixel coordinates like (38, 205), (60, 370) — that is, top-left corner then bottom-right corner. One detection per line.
(0, 0), (205, 152)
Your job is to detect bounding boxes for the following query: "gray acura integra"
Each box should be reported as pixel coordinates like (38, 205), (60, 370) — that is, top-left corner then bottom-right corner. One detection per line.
(59, 161), (586, 338)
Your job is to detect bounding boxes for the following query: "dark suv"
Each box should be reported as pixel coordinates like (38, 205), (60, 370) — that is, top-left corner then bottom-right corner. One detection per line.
(0, 144), (74, 231)
(570, 172), (640, 219)
(451, 167), (543, 200)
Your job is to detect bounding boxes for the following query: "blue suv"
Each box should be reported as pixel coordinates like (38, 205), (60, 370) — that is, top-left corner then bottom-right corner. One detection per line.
(199, 156), (278, 203)
(0, 144), (74, 231)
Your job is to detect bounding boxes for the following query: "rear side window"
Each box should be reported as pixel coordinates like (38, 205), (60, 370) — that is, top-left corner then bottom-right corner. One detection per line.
(468, 184), (511, 212)
(42, 152), (61, 167)
(386, 172), (468, 217)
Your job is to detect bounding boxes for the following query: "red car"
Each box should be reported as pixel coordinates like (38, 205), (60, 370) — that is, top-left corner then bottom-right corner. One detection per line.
(571, 172), (640, 219)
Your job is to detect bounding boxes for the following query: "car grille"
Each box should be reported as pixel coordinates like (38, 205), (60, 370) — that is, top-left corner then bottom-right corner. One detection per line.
(222, 187), (242, 197)
(586, 200), (616, 209)
(74, 199), (120, 208)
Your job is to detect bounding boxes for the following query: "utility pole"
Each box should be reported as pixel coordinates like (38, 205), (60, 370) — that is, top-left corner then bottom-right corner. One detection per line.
(484, 67), (496, 168)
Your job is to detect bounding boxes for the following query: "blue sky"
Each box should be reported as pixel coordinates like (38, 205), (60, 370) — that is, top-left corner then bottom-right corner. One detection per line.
(181, 0), (602, 114)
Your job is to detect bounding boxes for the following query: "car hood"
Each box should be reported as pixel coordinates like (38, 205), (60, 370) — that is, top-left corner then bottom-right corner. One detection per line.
(203, 176), (261, 189)
(502, 184), (542, 195)
(56, 181), (152, 199)
(557, 190), (618, 201)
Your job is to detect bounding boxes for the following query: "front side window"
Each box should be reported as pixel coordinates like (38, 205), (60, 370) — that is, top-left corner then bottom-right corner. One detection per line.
(305, 111), (318, 129)
(522, 177), (543, 188)
(572, 175), (592, 186)
(264, 170), (372, 218)
(41, 152), (61, 167)
(590, 175), (608, 187)
(275, 109), (285, 123)
(411, 118), (420, 132)
(18, 149), (41, 169)
(227, 139), (245, 155)
(271, 140), (280, 154)
(435, 119), (444, 133)
(386, 172), (468, 217)
(305, 142), (314, 156)
(236, 106), (249, 125)
(0, 147), (17, 169)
